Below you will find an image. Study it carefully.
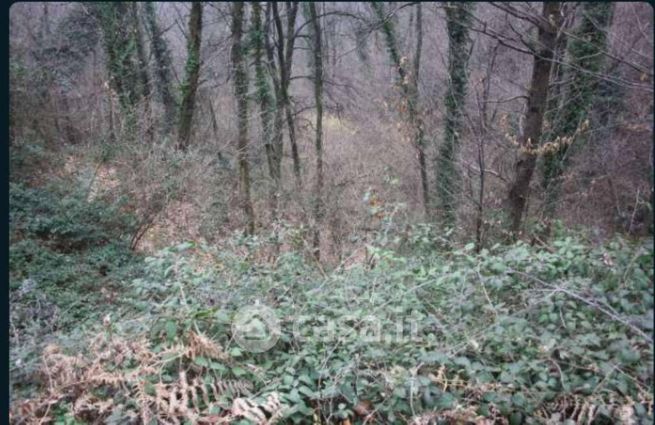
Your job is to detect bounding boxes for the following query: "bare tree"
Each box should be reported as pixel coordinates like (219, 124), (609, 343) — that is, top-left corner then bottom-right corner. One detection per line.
(505, 2), (563, 237)
(306, 2), (325, 260)
(231, 2), (255, 235)
(371, 2), (430, 215)
(272, 2), (302, 187)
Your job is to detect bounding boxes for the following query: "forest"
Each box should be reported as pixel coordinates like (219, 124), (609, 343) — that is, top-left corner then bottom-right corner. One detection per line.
(8, 2), (654, 424)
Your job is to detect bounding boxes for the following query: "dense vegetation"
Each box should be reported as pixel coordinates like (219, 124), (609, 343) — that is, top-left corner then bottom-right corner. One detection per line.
(9, 173), (654, 423)
(8, 2), (654, 424)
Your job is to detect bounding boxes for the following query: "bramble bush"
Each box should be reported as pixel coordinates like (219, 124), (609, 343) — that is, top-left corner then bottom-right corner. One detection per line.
(10, 217), (653, 423)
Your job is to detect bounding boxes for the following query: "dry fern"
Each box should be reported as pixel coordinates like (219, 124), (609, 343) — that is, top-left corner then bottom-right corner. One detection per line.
(232, 392), (287, 425)
(410, 404), (501, 425)
(188, 330), (230, 361)
(10, 331), (253, 424)
(533, 393), (642, 424)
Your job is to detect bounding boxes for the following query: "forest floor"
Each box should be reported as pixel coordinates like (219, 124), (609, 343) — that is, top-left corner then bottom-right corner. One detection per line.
(9, 151), (654, 424)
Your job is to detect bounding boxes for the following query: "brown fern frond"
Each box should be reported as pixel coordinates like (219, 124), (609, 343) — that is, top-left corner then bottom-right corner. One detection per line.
(232, 392), (287, 425)
(188, 330), (229, 361)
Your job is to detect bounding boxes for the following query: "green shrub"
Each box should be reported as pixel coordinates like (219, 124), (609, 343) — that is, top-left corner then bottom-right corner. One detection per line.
(10, 181), (143, 400)
(10, 218), (654, 423)
(10, 182), (138, 251)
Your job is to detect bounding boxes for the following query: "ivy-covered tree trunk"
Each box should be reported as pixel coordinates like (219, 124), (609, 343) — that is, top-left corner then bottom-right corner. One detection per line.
(436, 2), (474, 226)
(251, 2), (279, 231)
(231, 3), (255, 236)
(130, 2), (153, 144)
(177, 2), (203, 151)
(371, 2), (430, 214)
(306, 2), (324, 261)
(263, 3), (284, 183)
(541, 3), (614, 221)
(143, 2), (177, 135)
(95, 2), (140, 133)
(506, 2), (563, 236)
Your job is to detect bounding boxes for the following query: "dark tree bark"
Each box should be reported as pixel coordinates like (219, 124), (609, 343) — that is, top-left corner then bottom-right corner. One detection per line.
(177, 2), (203, 151)
(143, 2), (177, 135)
(272, 2), (302, 187)
(506, 2), (563, 236)
(231, 3), (255, 235)
(306, 2), (324, 261)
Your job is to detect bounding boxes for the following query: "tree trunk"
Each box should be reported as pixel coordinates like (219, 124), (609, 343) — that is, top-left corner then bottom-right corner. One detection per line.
(143, 2), (177, 135)
(231, 3), (255, 236)
(371, 2), (430, 214)
(307, 2), (324, 261)
(96, 3), (140, 132)
(541, 3), (613, 223)
(436, 2), (474, 226)
(130, 2), (153, 144)
(272, 2), (302, 187)
(506, 2), (563, 237)
(177, 2), (203, 151)
(252, 2), (280, 234)
(263, 3), (284, 183)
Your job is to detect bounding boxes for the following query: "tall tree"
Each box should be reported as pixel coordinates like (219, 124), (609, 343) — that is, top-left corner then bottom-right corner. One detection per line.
(506, 2), (563, 236)
(95, 2), (140, 129)
(305, 2), (325, 260)
(231, 3), (255, 235)
(143, 2), (177, 135)
(272, 2), (302, 187)
(251, 1), (280, 244)
(541, 3), (614, 222)
(436, 2), (474, 226)
(177, 2), (203, 151)
(371, 2), (430, 214)
(129, 2), (153, 143)
(263, 3), (284, 183)
(272, 2), (302, 186)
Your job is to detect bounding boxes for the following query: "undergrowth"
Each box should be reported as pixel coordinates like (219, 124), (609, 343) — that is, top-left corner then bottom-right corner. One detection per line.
(10, 213), (654, 424)
(10, 181), (142, 402)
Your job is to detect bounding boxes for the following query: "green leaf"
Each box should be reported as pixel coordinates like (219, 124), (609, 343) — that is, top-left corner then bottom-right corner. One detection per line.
(620, 348), (641, 364)
(454, 356), (471, 369)
(435, 392), (455, 409)
(165, 320), (177, 341)
(283, 375), (294, 386)
(194, 357), (209, 367)
(231, 367), (247, 377)
(209, 361), (227, 372)
(298, 385), (315, 397)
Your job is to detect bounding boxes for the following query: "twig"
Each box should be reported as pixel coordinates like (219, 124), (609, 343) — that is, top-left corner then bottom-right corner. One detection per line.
(511, 269), (654, 344)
